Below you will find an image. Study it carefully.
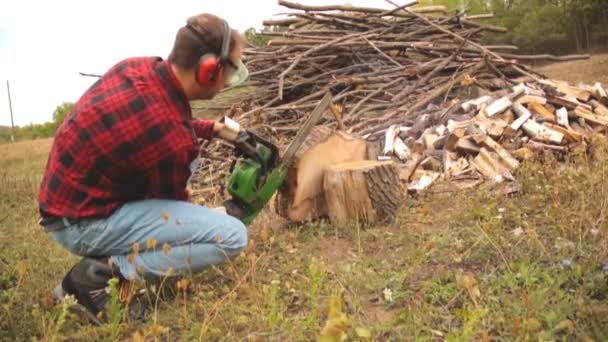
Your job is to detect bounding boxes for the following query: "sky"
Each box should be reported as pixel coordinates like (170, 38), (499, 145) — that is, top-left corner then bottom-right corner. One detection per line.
(0, 0), (394, 127)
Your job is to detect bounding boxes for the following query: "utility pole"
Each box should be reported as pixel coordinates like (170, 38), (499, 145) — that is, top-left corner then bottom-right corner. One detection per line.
(6, 80), (15, 142)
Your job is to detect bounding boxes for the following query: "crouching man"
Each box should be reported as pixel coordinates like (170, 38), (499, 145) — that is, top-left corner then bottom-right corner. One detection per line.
(37, 13), (250, 324)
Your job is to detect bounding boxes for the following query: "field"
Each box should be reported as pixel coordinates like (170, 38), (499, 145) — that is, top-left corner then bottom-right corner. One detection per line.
(3, 57), (608, 341)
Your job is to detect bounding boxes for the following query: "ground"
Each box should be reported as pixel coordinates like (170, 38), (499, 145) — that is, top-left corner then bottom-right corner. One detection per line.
(2, 56), (608, 341)
(536, 53), (608, 85)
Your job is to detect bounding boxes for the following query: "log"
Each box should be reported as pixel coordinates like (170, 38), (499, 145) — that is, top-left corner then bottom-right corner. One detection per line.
(323, 160), (403, 225)
(278, 126), (368, 222)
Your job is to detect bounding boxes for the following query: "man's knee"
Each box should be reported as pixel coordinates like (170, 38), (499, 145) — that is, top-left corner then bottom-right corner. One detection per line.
(219, 215), (248, 255)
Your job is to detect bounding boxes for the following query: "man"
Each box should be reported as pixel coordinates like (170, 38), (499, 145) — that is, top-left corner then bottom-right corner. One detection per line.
(37, 13), (250, 324)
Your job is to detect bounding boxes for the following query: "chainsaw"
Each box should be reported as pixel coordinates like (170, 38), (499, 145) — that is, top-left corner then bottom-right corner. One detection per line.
(220, 92), (332, 225)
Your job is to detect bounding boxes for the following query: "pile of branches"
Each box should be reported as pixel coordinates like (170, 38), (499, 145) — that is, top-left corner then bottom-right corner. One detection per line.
(233, 1), (586, 139)
(189, 0), (591, 204)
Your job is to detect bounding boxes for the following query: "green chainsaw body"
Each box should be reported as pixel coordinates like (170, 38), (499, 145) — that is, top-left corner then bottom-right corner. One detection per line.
(224, 92), (332, 226)
(226, 142), (286, 226)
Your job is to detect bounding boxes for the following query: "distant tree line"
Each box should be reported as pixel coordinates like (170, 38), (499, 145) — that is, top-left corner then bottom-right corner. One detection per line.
(0, 102), (73, 144)
(419, 0), (608, 54)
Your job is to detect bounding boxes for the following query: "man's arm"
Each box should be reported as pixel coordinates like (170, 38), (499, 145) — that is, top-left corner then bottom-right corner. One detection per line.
(191, 119), (224, 140)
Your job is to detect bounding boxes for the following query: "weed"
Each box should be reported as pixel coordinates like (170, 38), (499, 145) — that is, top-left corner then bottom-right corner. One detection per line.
(107, 277), (122, 341)
(50, 294), (77, 342)
(266, 279), (284, 330)
(305, 257), (327, 331)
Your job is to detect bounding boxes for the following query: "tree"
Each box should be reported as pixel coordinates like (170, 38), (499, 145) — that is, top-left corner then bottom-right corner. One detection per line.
(52, 102), (74, 127)
(244, 27), (271, 47)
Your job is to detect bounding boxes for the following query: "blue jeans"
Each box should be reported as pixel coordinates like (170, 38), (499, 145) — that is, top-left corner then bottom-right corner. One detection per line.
(51, 199), (247, 280)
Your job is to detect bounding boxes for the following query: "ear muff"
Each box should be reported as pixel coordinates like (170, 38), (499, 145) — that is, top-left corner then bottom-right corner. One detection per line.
(186, 20), (232, 87)
(196, 54), (223, 87)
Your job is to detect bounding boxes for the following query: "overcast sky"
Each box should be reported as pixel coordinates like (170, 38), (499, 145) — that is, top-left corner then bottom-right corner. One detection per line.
(0, 0), (395, 127)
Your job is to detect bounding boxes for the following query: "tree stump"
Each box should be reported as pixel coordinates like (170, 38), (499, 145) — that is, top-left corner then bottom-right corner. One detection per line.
(276, 126), (368, 222)
(323, 160), (403, 225)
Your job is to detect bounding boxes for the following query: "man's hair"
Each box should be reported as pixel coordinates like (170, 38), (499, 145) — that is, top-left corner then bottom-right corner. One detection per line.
(169, 13), (243, 71)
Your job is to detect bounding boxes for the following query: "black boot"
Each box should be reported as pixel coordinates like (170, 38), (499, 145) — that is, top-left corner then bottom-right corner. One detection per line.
(54, 257), (122, 325)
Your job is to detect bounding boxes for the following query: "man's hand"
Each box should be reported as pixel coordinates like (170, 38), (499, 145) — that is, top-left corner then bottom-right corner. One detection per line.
(213, 121), (225, 137)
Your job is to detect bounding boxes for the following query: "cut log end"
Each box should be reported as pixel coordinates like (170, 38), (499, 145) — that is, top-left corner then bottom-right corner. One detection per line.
(277, 126), (368, 223)
(323, 160), (403, 225)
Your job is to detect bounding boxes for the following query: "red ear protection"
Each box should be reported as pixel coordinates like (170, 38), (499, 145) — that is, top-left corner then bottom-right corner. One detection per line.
(186, 20), (232, 88)
(196, 54), (223, 87)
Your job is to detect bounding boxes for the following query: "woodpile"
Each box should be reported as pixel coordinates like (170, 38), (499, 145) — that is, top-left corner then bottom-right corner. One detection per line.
(189, 0), (604, 224)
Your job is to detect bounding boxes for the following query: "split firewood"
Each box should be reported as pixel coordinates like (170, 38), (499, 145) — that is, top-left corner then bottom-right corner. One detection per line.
(510, 108), (531, 131)
(467, 123), (488, 145)
(447, 119), (476, 133)
(486, 96), (513, 117)
(556, 107), (570, 128)
(528, 102), (555, 121)
(444, 151), (470, 178)
(277, 126), (368, 222)
(543, 122), (585, 143)
(592, 82), (608, 103)
(383, 125), (399, 156)
(462, 96), (492, 112)
(393, 137), (410, 160)
(556, 82), (592, 102)
(486, 87), (525, 117)
(517, 95), (547, 105)
(408, 171), (441, 193)
(456, 138), (481, 155)
(445, 128), (467, 151)
(470, 148), (514, 182)
(475, 112), (508, 139)
(424, 133), (441, 150)
(514, 83), (545, 97)
(526, 140), (568, 152)
(590, 100), (608, 117)
(323, 160), (403, 225)
(547, 96), (592, 111)
(480, 135), (520, 170)
(512, 103), (564, 144)
(574, 106), (608, 126)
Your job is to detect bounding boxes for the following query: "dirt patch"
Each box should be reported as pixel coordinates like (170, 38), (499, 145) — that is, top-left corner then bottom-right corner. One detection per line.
(316, 236), (356, 269)
(535, 53), (608, 85)
(362, 304), (399, 325)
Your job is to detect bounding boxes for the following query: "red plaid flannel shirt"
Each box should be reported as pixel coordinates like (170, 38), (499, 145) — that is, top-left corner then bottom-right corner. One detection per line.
(38, 57), (216, 219)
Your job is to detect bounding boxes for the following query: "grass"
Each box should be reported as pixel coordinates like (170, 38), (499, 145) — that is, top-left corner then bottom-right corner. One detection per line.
(3, 137), (608, 341)
(2, 90), (608, 340)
